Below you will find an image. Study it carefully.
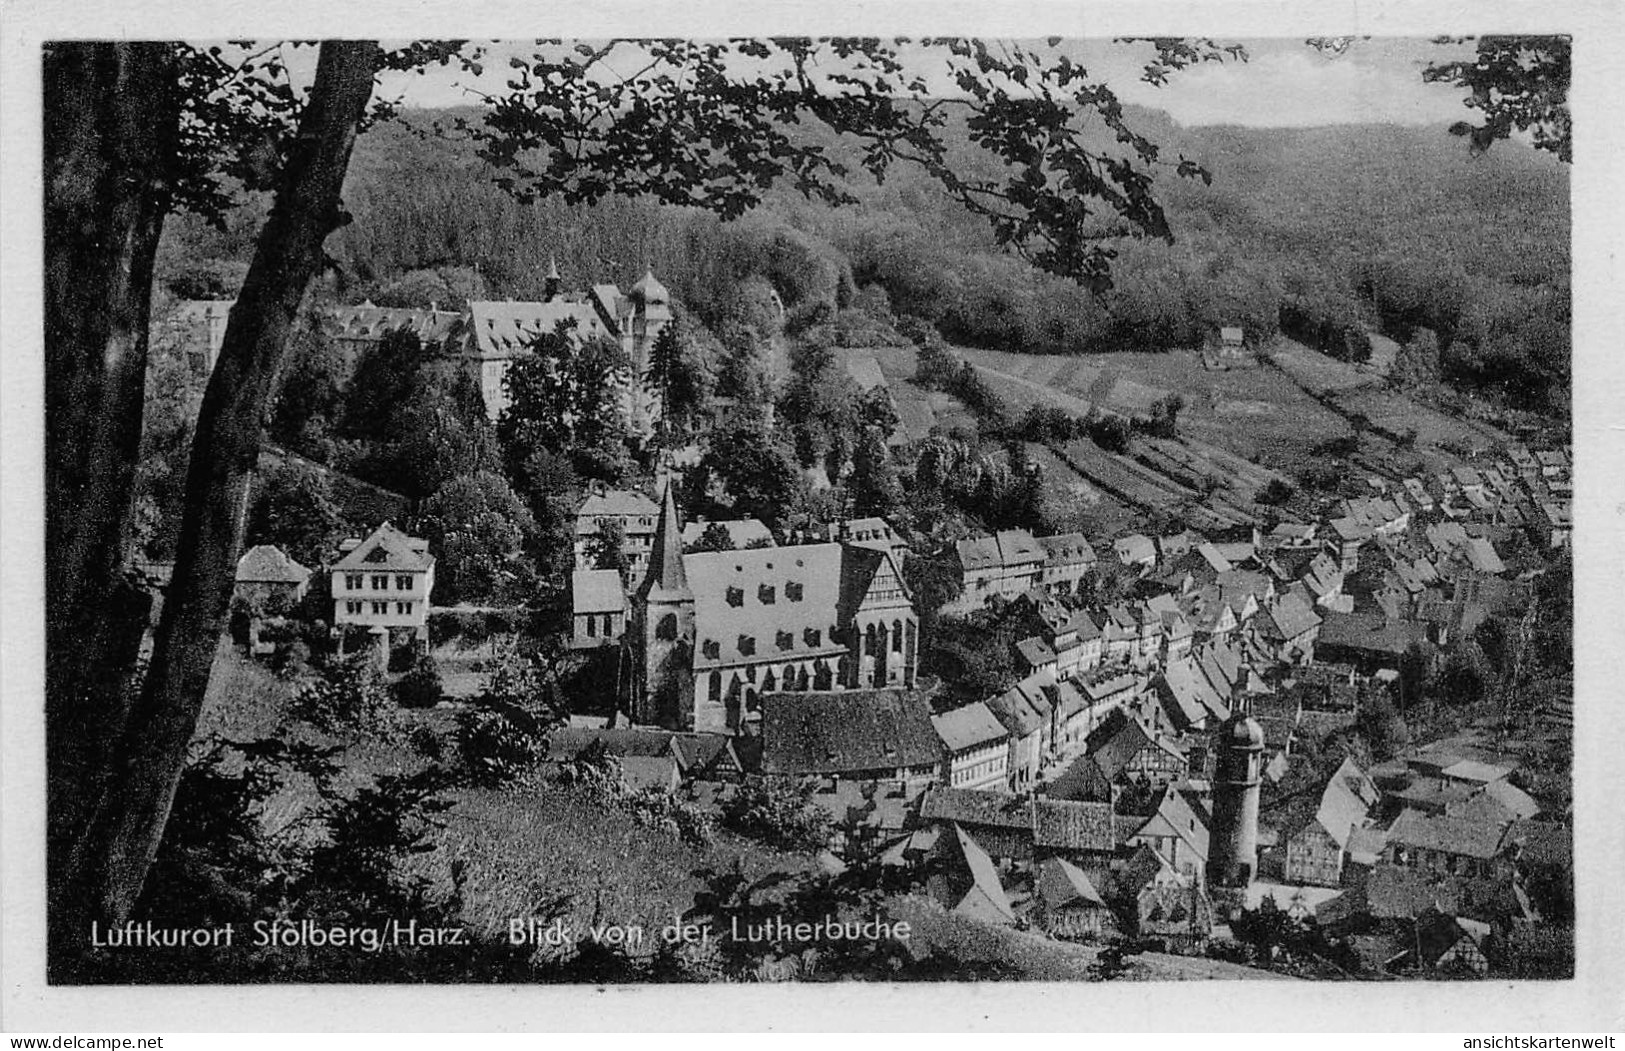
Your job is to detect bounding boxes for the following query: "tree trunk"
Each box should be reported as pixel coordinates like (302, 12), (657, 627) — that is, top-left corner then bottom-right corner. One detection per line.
(54, 41), (381, 970)
(42, 42), (180, 905)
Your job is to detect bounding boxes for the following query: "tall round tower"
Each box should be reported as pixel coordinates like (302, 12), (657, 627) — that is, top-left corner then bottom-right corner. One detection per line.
(1206, 708), (1264, 889)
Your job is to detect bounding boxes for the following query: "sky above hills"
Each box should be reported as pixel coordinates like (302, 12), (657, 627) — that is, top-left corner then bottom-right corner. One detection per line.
(364, 37), (1476, 129)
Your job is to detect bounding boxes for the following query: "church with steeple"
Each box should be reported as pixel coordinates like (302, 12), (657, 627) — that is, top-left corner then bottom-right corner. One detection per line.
(626, 483), (919, 735)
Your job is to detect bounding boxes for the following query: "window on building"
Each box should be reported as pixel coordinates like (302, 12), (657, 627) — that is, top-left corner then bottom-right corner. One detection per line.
(702, 639), (720, 660)
(758, 584), (776, 605)
(346, 601), (362, 615)
(371, 575), (388, 590)
(586, 615), (597, 638)
(371, 601), (387, 615)
(397, 602), (412, 615)
(396, 575), (412, 590)
(804, 628), (821, 647)
(725, 586), (744, 607)
(342, 574), (359, 590)
(602, 613), (613, 635)
(656, 613), (678, 641)
(785, 581), (803, 602)
(738, 634), (756, 657)
(892, 618), (903, 653)
(776, 630), (793, 651)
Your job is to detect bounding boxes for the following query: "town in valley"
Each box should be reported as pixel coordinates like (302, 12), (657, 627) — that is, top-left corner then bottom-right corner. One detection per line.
(59, 37), (1575, 984)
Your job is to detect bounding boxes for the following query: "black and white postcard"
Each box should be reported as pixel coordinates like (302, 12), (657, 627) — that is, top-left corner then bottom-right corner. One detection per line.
(3, 0), (1622, 1035)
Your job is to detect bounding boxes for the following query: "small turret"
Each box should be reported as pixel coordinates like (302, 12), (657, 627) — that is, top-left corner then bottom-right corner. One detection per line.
(544, 255), (562, 301)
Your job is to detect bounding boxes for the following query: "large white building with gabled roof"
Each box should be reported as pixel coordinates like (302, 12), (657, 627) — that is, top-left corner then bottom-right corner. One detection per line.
(458, 260), (674, 425)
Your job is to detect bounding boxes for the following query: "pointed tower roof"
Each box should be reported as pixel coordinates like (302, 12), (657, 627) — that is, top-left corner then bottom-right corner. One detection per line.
(629, 266), (669, 305)
(639, 480), (690, 600)
(546, 255), (561, 281)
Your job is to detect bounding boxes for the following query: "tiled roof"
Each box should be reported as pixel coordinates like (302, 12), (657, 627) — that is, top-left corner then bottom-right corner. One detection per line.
(996, 528), (1044, 566)
(920, 786), (1031, 829)
(1114, 533), (1157, 564)
(684, 543), (852, 669)
(1085, 709), (1171, 782)
(1032, 798), (1115, 852)
(760, 689), (941, 775)
(1318, 612), (1430, 657)
(332, 522), (433, 572)
(1036, 856), (1109, 911)
(235, 544), (311, 585)
(932, 702), (1010, 752)
(325, 304), (464, 344)
(1037, 532), (1095, 566)
(1259, 593), (1322, 642)
(1440, 759), (1513, 784)
(572, 569), (626, 614)
(547, 727), (679, 760)
(1387, 808), (1508, 860)
(579, 489), (659, 526)
(955, 535), (1003, 572)
(949, 825), (1016, 923)
(1310, 758), (1378, 850)
(466, 299), (611, 359)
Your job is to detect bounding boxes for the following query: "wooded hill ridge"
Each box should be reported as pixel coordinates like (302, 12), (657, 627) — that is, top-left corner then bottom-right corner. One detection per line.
(159, 101), (1571, 415)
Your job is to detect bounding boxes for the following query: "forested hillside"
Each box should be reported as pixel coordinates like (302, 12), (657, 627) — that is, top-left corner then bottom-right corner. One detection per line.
(157, 101), (1571, 416)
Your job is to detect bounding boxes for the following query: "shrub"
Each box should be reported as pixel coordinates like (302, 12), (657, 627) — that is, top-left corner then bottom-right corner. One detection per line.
(456, 699), (549, 788)
(290, 653), (397, 737)
(720, 776), (834, 853)
(394, 654), (445, 708)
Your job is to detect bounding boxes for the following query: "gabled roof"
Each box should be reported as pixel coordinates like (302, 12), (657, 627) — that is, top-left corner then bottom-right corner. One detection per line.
(1036, 856), (1110, 912)
(1308, 758), (1379, 850)
(932, 702), (1010, 753)
(760, 689), (942, 775)
(1157, 658), (1226, 731)
(955, 535), (1003, 572)
(1259, 593), (1322, 643)
(1086, 709), (1178, 782)
(333, 522), (433, 572)
(1386, 808), (1508, 860)
(572, 569), (626, 614)
(948, 825), (1016, 923)
(235, 544), (311, 585)
(1440, 759), (1514, 784)
(1114, 533), (1157, 564)
(996, 529), (1044, 566)
(466, 299), (611, 359)
(1132, 785), (1210, 861)
(578, 489), (659, 526)
(1038, 532), (1096, 566)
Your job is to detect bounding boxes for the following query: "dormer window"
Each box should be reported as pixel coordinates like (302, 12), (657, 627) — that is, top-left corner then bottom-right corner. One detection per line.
(776, 630), (794, 651)
(804, 628), (821, 647)
(702, 639), (720, 660)
(786, 581), (804, 602)
(759, 584), (776, 605)
(738, 635), (756, 657)
(725, 586), (744, 607)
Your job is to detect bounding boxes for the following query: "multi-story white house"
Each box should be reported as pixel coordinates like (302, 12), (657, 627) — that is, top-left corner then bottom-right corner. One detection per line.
(332, 522), (435, 650)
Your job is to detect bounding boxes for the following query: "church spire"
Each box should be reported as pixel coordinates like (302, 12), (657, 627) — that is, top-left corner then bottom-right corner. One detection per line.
(639, 480), (688, 599)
